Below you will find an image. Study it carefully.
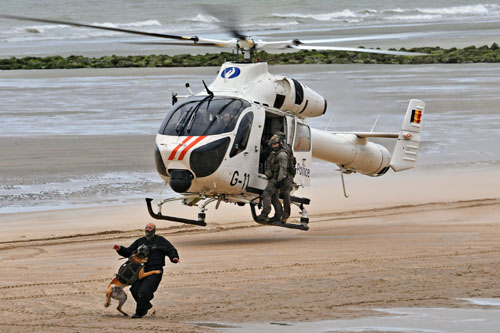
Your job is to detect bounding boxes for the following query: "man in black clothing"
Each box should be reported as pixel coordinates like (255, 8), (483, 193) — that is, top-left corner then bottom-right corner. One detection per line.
(113, 223), (179, 318)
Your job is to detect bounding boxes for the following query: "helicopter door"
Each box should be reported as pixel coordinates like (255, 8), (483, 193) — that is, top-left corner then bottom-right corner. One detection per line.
(258, 111), (285, 174)
(285, 116), (295, 147)
(292, 121), (312, 187)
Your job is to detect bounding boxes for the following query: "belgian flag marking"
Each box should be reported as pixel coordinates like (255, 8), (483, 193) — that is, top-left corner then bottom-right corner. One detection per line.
(411, 109), (422, 124)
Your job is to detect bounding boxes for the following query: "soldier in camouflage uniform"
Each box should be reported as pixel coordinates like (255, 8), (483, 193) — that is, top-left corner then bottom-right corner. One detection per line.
(257, 131), (293, 223)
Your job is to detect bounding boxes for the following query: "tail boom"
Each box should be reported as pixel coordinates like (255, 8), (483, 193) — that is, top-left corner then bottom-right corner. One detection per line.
(311, 129), (391, 176)
(310, 99), (424, 176)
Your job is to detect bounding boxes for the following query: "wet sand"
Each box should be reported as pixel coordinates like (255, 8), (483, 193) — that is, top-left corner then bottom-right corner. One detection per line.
(0, 135), (155, 179)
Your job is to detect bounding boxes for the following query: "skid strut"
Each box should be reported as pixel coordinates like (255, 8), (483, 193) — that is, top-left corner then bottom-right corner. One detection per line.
(146, 198), (207, 226)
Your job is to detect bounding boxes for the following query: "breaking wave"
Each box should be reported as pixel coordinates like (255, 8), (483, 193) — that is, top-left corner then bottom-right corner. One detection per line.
(1, 3), (500, 44)
(271, 4), (500, 26)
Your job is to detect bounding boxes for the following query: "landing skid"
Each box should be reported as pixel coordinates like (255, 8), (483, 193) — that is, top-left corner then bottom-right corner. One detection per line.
(145, 198), (207, 226)
(146, 194), (311, 231)
(249, 197), (310, 231)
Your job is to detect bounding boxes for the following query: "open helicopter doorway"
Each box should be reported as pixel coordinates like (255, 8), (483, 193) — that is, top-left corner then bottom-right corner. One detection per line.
(258, 111), (294, 174)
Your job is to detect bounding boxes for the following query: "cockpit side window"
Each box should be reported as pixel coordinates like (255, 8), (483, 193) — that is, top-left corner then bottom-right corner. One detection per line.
(230, 112), (253, 157)
(159, 96), (250, 136)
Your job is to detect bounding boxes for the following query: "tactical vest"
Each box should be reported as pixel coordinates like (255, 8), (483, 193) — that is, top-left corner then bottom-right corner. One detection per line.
(116, 260), (144, 285)
(268, 145), (296, 179)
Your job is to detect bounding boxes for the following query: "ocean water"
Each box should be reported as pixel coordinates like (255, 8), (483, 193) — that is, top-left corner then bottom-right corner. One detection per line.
(1, 1), (500, 56)
(0, 171), (169, 214)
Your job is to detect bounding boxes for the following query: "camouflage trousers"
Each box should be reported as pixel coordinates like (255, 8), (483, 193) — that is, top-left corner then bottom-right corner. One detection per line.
(261, 178), (293, 220)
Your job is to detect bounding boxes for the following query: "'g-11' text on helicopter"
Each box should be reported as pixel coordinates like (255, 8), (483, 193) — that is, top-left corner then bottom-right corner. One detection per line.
(1, 14), (426, 231)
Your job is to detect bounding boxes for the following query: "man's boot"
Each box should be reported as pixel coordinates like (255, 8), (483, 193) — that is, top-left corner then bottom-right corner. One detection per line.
(132, 298), (150, 318)
(256, 213), (269, 222)
(270, 215), (282, 223)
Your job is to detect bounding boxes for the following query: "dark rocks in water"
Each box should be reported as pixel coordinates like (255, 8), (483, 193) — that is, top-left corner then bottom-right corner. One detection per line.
(2, 44), (500, 70)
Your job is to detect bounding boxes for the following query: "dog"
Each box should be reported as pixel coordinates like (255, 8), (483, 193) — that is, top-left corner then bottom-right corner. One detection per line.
(104, 244), (162, 316)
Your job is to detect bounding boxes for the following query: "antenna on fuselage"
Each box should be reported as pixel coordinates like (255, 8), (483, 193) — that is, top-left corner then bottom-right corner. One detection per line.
(202, 80), (213, 96)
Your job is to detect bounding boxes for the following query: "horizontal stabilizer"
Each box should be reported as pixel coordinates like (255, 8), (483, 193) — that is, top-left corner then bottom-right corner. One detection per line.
(329, 131), (398, 138)
(352, 132), (398, 138)
(390, 99), (425, 172)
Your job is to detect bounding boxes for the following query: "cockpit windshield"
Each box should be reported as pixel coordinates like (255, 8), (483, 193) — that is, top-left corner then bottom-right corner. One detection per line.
(159, 96), (251, 136)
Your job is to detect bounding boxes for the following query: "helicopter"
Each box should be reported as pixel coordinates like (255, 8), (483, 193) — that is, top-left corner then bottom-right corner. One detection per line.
(0, 14), (426, 231)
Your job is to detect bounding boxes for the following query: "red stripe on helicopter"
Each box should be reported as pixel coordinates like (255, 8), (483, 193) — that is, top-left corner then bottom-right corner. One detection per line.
(168, 136), (193, 160)
(411, 109), (422, 124)
(178, 136), (207, 160)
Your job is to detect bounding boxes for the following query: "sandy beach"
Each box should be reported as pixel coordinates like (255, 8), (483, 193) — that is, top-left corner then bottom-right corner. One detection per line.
(1, 172), (500, 332)
(2, 61), (500, 332)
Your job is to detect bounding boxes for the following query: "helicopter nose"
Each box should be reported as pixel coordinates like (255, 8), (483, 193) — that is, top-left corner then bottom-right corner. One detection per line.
(169, 169), (194, 193)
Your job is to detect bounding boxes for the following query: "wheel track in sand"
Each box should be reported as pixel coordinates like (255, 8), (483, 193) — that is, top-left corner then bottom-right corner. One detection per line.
(0, 255), (495, 326)
(0, 283), (459, 324)
(1, 197), (499, 252)
(0, 254), (496, 299)
(0, 247), (47, 262)
(2, 244), (497, 292)
(1, 198), (498, 303)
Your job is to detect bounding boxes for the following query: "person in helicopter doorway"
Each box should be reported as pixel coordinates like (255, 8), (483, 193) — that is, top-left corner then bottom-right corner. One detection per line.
(113, 223), (179, 318)
(257, 131), (294, 224)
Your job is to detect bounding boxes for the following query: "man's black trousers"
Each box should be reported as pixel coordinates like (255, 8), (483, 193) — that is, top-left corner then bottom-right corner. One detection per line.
(130, 268), (163, 316)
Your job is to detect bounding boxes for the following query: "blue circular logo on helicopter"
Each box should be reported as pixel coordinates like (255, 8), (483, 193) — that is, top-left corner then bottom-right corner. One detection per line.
(221, 67), (241, 79)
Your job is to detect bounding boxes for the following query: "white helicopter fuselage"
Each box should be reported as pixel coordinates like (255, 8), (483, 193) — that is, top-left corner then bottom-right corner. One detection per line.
(154, 61), (424, 206)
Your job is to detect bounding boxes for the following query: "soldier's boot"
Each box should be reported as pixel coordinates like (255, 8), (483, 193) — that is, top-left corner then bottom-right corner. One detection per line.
(256, 213), (269, 222)
(270, 215), (282, 223)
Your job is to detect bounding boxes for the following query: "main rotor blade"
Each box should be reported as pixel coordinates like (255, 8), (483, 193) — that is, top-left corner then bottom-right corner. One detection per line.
(0, 14), (427, 56)
(0, 14), (197, 42)
(128, 41), (228, 47)
(291, 45), (427, 56)
(294, 32), (432, 45)
(200, 5), (246, 40)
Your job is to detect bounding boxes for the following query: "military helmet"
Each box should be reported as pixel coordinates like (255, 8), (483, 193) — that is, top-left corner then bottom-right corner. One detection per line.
(270, 131), (285, 144)
(269, 131), (285, 151)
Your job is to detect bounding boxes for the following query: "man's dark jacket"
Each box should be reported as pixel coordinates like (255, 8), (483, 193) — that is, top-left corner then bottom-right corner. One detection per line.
(117, 235), (178, 270)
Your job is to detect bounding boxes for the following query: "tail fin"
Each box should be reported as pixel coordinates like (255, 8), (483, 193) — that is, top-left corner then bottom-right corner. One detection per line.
(390, 99), (425, 172)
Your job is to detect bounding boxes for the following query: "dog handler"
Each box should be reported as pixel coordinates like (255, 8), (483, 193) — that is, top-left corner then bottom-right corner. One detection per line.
(113, 223), (179, 318)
